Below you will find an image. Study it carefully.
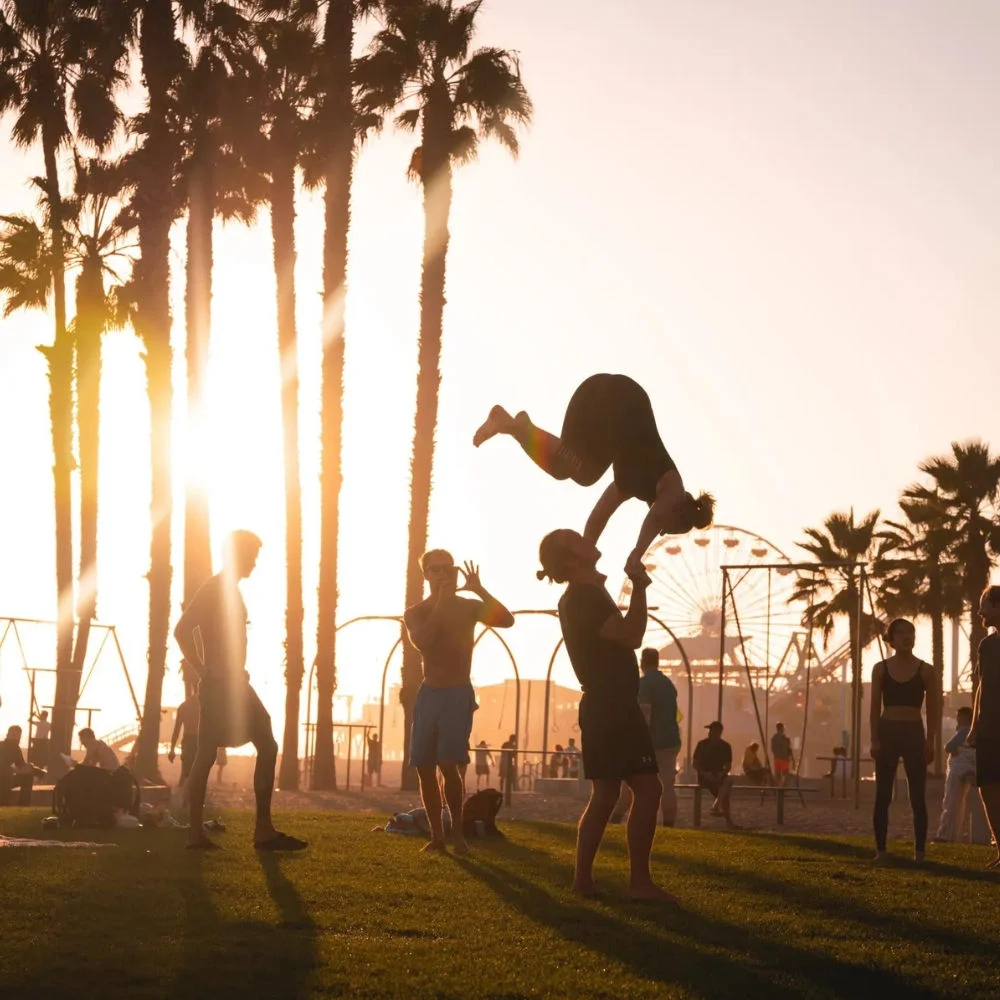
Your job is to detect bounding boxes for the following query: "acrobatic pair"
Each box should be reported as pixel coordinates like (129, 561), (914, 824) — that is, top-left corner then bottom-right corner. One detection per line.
(475, 373), (715, 902)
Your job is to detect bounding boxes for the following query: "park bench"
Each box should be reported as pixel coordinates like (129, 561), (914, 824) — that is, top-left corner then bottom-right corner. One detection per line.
(675, 782), (820, 826)
(27, 781), (170, 808)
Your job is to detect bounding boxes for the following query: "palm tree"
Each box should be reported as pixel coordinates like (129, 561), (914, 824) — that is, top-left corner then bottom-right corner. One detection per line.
(0, 0), (123, 755)
(356, 0), (531, 789)
(0, 162), (135, 747)
(905, 441), (1000, 680)
(177, 2), (264, 608)
(881, 493), (965, 771)
(109, 0), (188, 780)
(791, 509), (891, 770)
(248, 2), (320, 790)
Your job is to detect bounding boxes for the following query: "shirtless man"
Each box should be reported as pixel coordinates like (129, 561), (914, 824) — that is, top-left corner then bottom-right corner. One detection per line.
(404, 550), (514, 854)
(174, 530), (306, 851)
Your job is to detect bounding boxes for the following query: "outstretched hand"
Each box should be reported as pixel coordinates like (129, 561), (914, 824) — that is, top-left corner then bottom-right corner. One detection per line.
(624, 549), (651, 586)
(458, 561), (483, 595)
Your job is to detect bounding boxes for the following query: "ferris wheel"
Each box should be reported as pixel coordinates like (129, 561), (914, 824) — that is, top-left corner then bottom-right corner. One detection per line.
(618, 524), (809, 683)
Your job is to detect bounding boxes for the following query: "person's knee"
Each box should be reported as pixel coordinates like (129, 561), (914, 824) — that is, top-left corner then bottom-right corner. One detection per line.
(255, 733), (278, 763)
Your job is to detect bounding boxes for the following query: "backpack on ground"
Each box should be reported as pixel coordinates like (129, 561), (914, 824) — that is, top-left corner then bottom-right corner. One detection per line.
(53, 766), (140, 829)
(462, 788), (503, 837)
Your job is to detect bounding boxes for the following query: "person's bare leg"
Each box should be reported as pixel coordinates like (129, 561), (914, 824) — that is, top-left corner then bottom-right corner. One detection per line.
(625, 773), (676, 902)
(574, 779), (621, 895)
(251, 733), (279, 844)
(186, 744), (218, 848)
(474, 408), (583, 481)
(719, 777), (740, 829)
(417, 766), (448, 852)
(441, 763), (469, 855)
(979, 784), (1000, 868)
(659, 750), (678, 826)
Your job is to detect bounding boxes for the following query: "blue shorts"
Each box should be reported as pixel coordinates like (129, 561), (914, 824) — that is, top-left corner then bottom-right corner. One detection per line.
(408, 683), (477, 768)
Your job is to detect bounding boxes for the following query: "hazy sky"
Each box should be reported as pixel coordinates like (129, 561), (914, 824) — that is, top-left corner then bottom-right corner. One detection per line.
(1, 1), (998, 739)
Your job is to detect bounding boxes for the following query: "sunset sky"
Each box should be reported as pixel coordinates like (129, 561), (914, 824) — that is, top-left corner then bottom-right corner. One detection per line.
(1, 1), (999, 745)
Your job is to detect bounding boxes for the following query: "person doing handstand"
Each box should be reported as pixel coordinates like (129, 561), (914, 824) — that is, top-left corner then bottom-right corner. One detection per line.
(474, 374), (715, 576)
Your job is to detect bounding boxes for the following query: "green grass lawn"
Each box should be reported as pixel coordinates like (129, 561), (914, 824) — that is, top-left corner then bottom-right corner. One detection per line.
(1, 809), (999, 1000)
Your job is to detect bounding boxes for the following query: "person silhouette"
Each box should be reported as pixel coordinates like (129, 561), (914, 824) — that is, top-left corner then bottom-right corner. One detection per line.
(473, 374), (715, 576)
(174, 530), (306, 852)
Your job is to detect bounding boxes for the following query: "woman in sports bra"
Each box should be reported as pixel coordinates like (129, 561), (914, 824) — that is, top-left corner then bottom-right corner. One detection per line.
(472, 374), (715, 576)
(869, 618), (938, 862)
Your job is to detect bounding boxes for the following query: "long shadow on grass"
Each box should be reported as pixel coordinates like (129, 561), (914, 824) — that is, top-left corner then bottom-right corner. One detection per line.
(464, 838), (944, 1000)
(173, 853), (317, 999)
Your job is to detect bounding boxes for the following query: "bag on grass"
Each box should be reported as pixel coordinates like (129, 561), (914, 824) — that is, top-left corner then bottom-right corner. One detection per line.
(53, 765), (140, 829)
(462, 788), (503, 837)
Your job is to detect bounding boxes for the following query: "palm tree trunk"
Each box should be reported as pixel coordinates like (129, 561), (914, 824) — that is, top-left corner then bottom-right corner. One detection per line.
(401, 106), (454, 792)
(271, 150), (305, 791)
(183, 155), (215, 605)
(40, 130), (76, 757)
(133, 0), (178, 781)
(68, 262), (105, 731)
(314, 0), (354, 791)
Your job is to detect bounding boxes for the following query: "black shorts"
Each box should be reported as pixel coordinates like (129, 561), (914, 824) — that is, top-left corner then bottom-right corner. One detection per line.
(698, 774), (727, 797)
(198, 675), (272, 750)
(579, 695), (658, 781)
(561, 374), (675, 503)
(976, 739), (1000, 787)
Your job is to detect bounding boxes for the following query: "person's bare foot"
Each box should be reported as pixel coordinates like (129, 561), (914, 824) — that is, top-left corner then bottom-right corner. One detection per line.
(451, 834), (470, 856)
(572, 879), (604, 899)
(984, 854), (1000, 871)
(473, 405), (515, 447)
(873, 850), (888, 863)
(913, 850), (926, 863)
(629, 882), (678, 904)
(421, 840), (448, 853)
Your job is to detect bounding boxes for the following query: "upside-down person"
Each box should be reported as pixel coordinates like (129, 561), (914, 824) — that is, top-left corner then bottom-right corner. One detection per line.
(474, 373), (715, 577)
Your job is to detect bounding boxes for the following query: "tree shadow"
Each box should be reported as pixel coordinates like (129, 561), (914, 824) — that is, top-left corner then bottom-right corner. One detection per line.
(455, 847), (943, 1000)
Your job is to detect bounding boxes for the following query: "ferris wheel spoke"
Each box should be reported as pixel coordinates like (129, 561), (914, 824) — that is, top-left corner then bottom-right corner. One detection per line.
(648, 567), (707, 625)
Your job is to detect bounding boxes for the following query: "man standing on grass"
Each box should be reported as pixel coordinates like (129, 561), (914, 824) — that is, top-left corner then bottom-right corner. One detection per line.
(538, 528), (674, 903)
(404, 550), (514, 854)
(174, 530), (306, 852)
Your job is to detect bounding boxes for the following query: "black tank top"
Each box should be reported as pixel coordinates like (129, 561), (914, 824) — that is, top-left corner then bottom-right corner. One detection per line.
(879, 660), (926, 710)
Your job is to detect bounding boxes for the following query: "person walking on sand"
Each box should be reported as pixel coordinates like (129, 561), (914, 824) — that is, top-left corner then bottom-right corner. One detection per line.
(404, 550), (514, 855)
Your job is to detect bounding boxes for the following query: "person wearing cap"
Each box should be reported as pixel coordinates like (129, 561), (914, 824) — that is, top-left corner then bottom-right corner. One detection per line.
(771, 722), (794, 786)
(174, 529), (306, 852)
(693, 721), (738, 828)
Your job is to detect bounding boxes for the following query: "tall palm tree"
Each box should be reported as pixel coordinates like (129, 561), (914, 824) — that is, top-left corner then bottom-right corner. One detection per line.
(356, 0), (531, 788)
(0, 0), (123, 755)
(109, 0), (188, 779)
(791, 509), (891, 770)
(178, 1), (263, 608)
(881, 493), (965, 771)
(0, 162), (135, 747)
(905, 441), (1000, 680)
(249, 1), (320, 791)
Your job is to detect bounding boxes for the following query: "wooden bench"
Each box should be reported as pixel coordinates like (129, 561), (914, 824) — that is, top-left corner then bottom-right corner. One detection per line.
(676, 782), (820, 826)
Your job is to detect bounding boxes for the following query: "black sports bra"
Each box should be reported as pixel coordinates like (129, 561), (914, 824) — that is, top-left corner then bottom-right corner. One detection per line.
(879, 660), (927, 710)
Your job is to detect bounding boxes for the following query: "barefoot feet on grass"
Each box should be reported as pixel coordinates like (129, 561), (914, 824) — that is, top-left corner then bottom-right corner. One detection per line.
(473, 405), (515, 447)
(422, 840), (448, 853)
(451, 835), (470, 857)
(629, 882), (678, 904)
(572, 879), (603, 899)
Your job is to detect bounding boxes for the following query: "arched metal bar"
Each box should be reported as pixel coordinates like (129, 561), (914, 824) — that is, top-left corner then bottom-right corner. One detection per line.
(377, 637), (404, 781)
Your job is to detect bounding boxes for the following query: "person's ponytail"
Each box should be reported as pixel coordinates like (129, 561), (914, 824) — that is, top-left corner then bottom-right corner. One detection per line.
(690, 491), (716, 530)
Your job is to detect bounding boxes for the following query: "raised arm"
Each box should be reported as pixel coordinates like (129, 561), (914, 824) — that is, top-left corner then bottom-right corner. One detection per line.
(462, 563), (515, 629)
(599, 566), (650, 649)
(583, 483), (627, 543)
